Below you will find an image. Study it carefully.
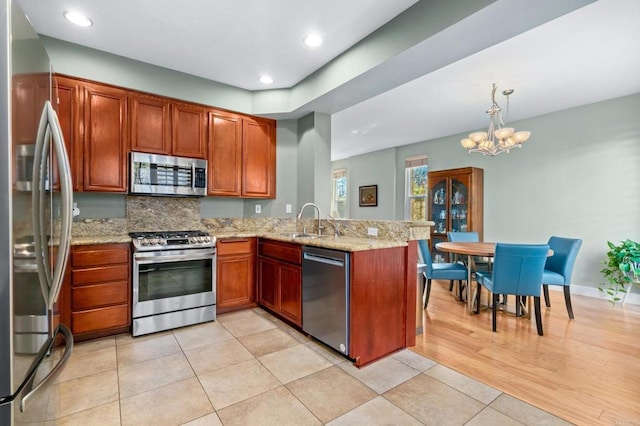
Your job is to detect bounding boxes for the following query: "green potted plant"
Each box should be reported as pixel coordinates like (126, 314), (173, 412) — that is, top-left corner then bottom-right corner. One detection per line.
(599, 239), (640, 305)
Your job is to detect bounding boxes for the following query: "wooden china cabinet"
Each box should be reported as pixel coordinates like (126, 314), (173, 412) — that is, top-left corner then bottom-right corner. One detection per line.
(428, 167), (484, 261)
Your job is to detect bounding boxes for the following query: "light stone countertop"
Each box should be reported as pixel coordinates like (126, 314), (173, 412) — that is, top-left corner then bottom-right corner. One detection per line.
(70, 232), (407, 252)
(71, 235), (133, 246)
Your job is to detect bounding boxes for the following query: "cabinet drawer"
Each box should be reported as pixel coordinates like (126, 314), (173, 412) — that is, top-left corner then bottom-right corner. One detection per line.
(259, 240), (301, 265)
(71, 304), (129, 334)
(217, 238), (254, 256)
(72, 281), (129, 310)
(73, 264), (129, 286)
(72, 244), (130, 267)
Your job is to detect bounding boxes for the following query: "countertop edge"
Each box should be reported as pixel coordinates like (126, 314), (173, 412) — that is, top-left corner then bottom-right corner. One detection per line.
(70, 233), (408, 252)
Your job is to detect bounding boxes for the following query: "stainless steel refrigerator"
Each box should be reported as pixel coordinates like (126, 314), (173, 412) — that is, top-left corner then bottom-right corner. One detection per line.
(1, 1), (74, 424)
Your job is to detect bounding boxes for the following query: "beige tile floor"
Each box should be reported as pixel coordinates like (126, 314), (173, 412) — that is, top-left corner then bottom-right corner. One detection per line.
(40, 308), (571, 425)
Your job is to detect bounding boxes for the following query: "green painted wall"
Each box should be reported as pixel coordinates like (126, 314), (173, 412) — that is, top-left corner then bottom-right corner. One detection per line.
(296, 112), (332, 216)
(335, 93), (640, 289)
(332, 149), (397, 220)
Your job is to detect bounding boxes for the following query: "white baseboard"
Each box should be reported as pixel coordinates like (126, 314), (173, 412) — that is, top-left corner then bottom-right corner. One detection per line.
(547, 284), (640, 305)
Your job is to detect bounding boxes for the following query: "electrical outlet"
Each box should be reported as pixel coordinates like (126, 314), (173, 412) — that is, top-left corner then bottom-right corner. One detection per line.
(255, 204), (261, 214)
(286, 204), (292, 214)
(367, 227), (378, 237)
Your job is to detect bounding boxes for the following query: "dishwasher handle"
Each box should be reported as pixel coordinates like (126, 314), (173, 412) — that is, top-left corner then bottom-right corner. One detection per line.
(303, 252), (345, 267)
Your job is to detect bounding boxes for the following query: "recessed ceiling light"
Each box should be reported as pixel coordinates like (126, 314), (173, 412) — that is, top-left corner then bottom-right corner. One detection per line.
(259, 75), (274, 85)
(63, 11), (93, 27)
(303, 34), (323, 48)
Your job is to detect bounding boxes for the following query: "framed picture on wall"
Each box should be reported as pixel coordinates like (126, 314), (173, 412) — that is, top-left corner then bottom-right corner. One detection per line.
(359, 185), (378, 207)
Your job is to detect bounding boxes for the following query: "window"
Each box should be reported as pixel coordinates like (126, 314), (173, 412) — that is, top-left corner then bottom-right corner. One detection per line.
(331, 168), (347, 218)
(405, 156), (428, 221)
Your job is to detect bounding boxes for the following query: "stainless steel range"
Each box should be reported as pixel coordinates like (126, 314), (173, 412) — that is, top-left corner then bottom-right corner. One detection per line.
(129, 230), (216, 336)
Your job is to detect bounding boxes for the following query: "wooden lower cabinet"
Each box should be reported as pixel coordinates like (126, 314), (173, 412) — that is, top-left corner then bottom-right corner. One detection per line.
(66, 243), (131, 341)
(257, 239), (302, 326)
(216, 238), (256, 313)
(349, 245), (416, 367)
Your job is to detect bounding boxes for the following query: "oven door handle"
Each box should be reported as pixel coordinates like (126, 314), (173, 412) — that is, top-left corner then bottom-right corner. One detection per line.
(134, 252), (215, 264)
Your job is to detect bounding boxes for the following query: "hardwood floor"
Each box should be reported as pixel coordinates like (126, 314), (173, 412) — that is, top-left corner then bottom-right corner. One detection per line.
(411, 279), (640, 425)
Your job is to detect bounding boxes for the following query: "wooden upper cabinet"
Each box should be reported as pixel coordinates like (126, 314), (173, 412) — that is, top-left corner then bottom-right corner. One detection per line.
(11, 73), (49, 146)
(171, 102), (207, 159)
(208, 111), (242, 196)
(130, 94), (171, 155)
(242, 118), (276, 198)
(53, 75), (82, 191)
(83, 83), (129, 192)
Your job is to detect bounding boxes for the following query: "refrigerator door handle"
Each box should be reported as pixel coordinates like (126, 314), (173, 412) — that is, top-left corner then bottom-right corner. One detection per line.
(32, 102), (52, 302)
(19, 324), (74, 412)
(46, 101), (73, 309)
(32, 100), (73, 308)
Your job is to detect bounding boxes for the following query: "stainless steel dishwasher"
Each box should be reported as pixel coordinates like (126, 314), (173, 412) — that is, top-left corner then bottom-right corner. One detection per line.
(302, 246), (350, 355)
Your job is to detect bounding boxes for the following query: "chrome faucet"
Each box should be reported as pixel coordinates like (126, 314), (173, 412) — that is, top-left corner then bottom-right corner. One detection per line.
(296, 202), (323, 235)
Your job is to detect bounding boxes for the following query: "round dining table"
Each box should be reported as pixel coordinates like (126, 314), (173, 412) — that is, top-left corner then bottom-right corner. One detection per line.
(436, 242), (495, 313)
(435, 242), (553, 314)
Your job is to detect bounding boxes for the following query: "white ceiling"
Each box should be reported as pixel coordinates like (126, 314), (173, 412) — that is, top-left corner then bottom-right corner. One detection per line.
(15, 0), (640, 161)
(14, 0), (417, 90)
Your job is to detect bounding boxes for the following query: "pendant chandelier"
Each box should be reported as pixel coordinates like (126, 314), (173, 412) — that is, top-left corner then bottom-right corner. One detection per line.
(461, 84), (530, 156)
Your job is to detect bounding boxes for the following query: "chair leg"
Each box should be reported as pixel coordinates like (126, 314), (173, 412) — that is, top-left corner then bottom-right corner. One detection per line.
(492, 293), (498, 332)
(563, 286), (574, 319)
(449, 280), (454, 292)
(534, 296), (543, 336)
(475, 282), (481, 314)
(423, 278), (432, 309)
(543, 284), (551, 307)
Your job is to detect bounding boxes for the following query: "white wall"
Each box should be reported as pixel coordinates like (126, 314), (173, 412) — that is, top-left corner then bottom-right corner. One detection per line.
(336, 93), (640, 290)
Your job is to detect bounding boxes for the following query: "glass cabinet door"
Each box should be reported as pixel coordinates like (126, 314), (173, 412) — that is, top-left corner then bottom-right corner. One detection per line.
(430, 178), (447, 234)
(450, 178), (469, 233)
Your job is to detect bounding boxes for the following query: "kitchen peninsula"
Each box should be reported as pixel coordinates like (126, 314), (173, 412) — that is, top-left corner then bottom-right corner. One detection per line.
(64, 213), (431, 367)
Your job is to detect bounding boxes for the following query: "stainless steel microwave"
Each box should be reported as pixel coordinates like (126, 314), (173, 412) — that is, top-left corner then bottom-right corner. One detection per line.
(130, 152), (207, 197)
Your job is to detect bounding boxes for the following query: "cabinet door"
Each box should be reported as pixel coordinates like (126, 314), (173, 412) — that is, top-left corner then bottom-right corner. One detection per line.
(11, 73), (49, 145)
(172, 102), (206, 159)
(257, 257), (278, 311)
(130, 94), (171, 155)
(279, 263), (302, 326)
(53, 76), (82, 191)
(208, 111), (242, 196)
(429, 175), (449, 235)
(217, 253), (255, 311)
(242, 118), (275, 198)
(448, 172), (471, 234)
(83, 83), (128, 192)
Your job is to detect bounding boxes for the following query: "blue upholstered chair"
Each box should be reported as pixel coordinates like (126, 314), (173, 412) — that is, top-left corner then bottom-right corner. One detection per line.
(418, 240), (468, 309)
(475, 243), (549, 336)
(447, 231), (480, 242)
(542, 236), (583, 319)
